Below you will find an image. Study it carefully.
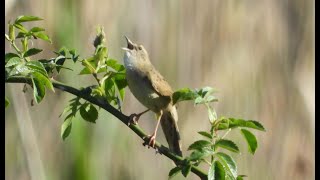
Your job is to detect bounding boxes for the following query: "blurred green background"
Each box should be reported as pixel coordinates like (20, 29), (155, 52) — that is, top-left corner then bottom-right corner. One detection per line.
(5, 0), (314, 180)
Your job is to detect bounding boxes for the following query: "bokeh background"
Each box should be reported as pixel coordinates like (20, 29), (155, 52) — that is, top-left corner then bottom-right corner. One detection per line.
(5, 0), (314, 180)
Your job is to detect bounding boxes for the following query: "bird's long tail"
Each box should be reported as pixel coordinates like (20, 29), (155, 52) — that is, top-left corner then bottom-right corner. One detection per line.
(160, 105), (183, 161)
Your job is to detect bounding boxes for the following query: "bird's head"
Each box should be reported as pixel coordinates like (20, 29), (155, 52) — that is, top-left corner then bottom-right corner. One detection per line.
(122, 36), (150, 66)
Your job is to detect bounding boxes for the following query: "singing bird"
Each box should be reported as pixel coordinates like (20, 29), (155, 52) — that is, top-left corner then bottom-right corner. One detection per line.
(122, 36), (182, 157)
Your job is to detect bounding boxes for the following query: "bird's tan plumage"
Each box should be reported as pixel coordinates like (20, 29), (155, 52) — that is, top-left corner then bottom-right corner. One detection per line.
(123, 36), (182, 159)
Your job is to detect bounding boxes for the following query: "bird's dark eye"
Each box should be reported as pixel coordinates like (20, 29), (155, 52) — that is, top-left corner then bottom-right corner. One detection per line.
(138, 46), (142, 50)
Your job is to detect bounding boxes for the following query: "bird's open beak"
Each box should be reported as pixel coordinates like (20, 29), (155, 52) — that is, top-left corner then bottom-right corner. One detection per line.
(122, 35), (134, 51)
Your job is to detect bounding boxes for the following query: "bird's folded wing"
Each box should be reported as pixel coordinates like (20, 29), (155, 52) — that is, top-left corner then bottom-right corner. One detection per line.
(146, 68), (173, 97)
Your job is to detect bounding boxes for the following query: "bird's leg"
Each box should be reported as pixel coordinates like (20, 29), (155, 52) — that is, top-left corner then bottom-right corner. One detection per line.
(128, 109), (150, 125)
(143, 110), (163, 148)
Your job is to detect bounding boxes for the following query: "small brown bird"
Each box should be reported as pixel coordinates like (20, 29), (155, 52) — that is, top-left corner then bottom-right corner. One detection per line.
(122, 36), (182, 157)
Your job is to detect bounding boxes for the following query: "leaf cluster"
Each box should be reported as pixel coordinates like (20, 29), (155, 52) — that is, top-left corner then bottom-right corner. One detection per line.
(169, 88), (266, 179)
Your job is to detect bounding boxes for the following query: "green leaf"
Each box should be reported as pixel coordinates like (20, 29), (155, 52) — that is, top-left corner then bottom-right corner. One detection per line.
(226, 173), (236, 180)
(79, 67), (93, 75)
(15, 15), (43, 24)
(16, 32), (27, 38)
(5, 97), (10, 108)
(112, 73), (128, 101)
(215, 139), (240, 153)
(106, 59), (125, 72)
(81, 59), (96, 74)
(61, 117), (72, 140)
(79, 104), (98, 123)
(31, 74), (45, 103)
(217, 118), (265, 131)
(172, 88), (198, 104)
(187, 149), (214, 161)
(198, 131), (213, 139)
(244, 120), (265, 131)
(5, 57), (23, 67)
(197, 86), (217, 97)
(168, 167), (181, 179)
(207, 105), (217, 123)
(181, 164), (192, 177)
(5, 53), (20, 63)
(55, 47), (68, 56)
(208, 161), (226, 180)
(9, 24), (15, 40)
(216, 152), (237, 178)
(208, 161), (215, 180)
(23, 48), (42, 57)
(33, 32), (52, 43)
(8, 63), (31, 76)
(240, 129), (258, 154)
(13, 23), (28, 33)
(30, 71), (54, 103)
(25, 61), (49, 77)
(30, 27), (45, 32)
(69, 49), (79, 62)
(236, 175), (247, 180)
(94, 46), (108, 65)
(188, 140), (212, 151)
(55, 56), (66, 73)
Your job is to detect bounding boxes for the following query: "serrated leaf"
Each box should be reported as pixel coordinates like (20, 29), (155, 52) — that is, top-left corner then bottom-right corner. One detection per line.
(168, 167), (181, 179)
(172, 88), (198, 105)
(5, 97), (10, 108)
(79, 104), (98, 123)
(216, 152), (237, 178)
(61, 117), (72, 140)
(23, 48), (42, 57)
(208, 161), (226, 180)
(181, 164), (192, 177)
(198, 131), (213, 139)
(188, 140), (212, 151)
(245, 120), (265, 131)
(5, 57), (23, 67)
(240, 129), (258, 154)
(217, 118), (265, 131)
(15, 15), (43, 24)
(33, 32), (52, 43)
(215, 139), (240, 153)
